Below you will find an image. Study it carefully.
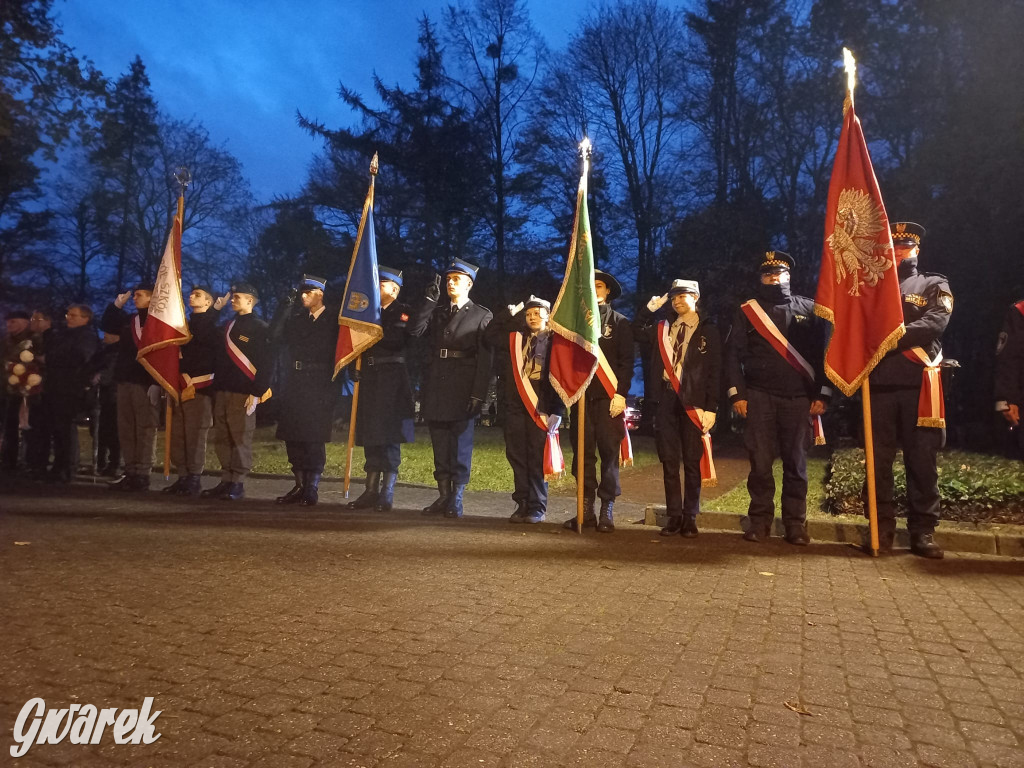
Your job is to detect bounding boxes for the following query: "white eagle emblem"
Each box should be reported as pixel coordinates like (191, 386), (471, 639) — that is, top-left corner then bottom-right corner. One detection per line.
(827, 188), (893, 297)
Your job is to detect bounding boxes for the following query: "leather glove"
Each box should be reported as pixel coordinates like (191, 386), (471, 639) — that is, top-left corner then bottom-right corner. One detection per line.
(508, 301), (525, 316)
(425, 274), (441, 302)
(245, 394), (259, 415)
(114, 291), (131, 309)
(700, 410), (716, 433)
(147, 385), (162, 407)
(466, 397), (483, 417)
(545, 414), (562, 434)
(609, 393), (626, 418)
(646, 294), (668, 313)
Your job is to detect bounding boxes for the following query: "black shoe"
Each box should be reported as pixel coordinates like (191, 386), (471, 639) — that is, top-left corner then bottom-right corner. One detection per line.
(107, 474), (131, 490)
(784, 524), (809, 546)
(910, 532), (944, 559)
(445, 484), (465, 518)
(183, 474), (203, 497)
(161, 478), (186, 495)
(661, 516), (683, 536)
(222, 482), (245, 501)
(347, 471), (380, 509)
(201, 481), (232, 499)
(597, 499), (615, 533)
(422, 480), (451, 515)
(743, 521), (770, 543)
(300, 472), (321, 506)
(126, 474), (150, 492)
(522, 510), (544, 524)
(376, 471), (398, 512)
(681, 515), (699, 538)
(276, 471), (305, 504)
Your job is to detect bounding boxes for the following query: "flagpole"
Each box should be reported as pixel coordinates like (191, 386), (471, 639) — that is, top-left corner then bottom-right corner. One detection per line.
(575, 140), (592, 534)
(344, 357), (362, 499)
(862, 379), (880, 555)
(164, 176), (187, 480)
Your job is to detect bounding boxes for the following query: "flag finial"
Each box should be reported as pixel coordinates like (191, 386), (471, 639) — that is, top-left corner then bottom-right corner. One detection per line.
(173, 166), (191, 195)
(370, 152), (379, 176)
(578, 137), (592, 160)
(843, 48), (857, 95)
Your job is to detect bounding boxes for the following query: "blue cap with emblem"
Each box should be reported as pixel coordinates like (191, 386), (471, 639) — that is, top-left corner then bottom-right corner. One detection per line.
(891, 221), (926, 246)
(231, 281), (259, 300)
(759, 251), (794, 273)
(445, 258), (479, 282)
(524, 295), (551, 312)
(378, 265), (403, 287)
(299, 274), (326, 291)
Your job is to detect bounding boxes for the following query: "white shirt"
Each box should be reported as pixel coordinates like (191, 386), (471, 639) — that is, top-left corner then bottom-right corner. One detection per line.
(309, 305), (326, 321)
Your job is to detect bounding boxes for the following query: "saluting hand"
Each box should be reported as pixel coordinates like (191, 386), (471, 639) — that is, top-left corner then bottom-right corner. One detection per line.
(425, 274), (442, 302)
(214, 293), (230, 310)
(646, 294), (668, 313)
(114, 291), (132, 309)
(508, 301), (525, 316)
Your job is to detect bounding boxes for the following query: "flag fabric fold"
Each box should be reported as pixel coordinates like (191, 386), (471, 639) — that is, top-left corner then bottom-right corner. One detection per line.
(137, 204), (191, 401)
(334, 179), (383, 377)
(814, 53), (904, 396)
(548, 160), (601, 406)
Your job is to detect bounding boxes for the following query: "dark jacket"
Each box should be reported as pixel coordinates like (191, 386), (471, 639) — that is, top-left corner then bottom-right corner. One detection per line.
(99, 304), (154, 386)
(355, 300), (416, 446)
(44, 325), (99, 407)
(634, 309), (721, 412)
(409, 295), (493, 421)
(995, 301), (1024, 409)
(585, 302), (633, 402)
(214, 312), (272, 397)
(484, 307), (564, 420)
(870, 268), (952, 388)
(180, 307), (222, 387)
(274, 304), (340, 443)
(724, 294), (830, 401)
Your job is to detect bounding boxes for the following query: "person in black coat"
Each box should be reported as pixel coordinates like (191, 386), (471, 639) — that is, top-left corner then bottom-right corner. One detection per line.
(408, 258), (493, 518)
(561, 269), (635, 533)
(868, 222), (951, 559)
(273, 274), (341, 506)
(485, 295), (565, 524)
(634, 280), (721, 538)
(995, 299), (1024, 459)
(346, 265), (415, 512)
(725, 251), (831, 546)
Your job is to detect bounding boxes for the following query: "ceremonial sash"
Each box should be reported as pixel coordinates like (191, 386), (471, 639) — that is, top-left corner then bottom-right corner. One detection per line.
(179, 372), (214, 402)
(510, 332), (564, 480)
(225, 320), (256, 381)
(902, 347), (945, 428)
(594, 347), (633, 467)
(740, 301), (826, 445)
(657, 321), (716, 486)
(1016, 300), (1024, 318)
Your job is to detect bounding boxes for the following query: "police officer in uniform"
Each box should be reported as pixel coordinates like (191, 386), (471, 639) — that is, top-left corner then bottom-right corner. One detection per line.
(725, 252), (830, 545)
(561, 269), (634, 533)
(161, 285), (226, 496)
(203, 282), (271, 501)
(346, 265), (415, 512)
(273, 274), (341, 507)
(409, 259), (493, 518)
(635, 280), (721, 538)
(995, 298), (1024, 459)
(100, 285), (158, 491)
(868, 223), (951, 558)
(485, 295), (564, 523)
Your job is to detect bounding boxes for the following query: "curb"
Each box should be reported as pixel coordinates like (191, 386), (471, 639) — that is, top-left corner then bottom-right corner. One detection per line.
(643, 504), (1024, 557)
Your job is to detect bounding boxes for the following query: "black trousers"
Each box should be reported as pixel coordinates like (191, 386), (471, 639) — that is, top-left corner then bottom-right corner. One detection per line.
(569, 397), (623, 502)
(363, 444), (401, 473)
(428, 418), (475, 485)
(285, 440), (327, 473)
(26, 396), (52, 472)
(744, 388), (811, 528)
(94, 385), (120, 470)
(1, 397), (24, 469)
(504, 406), (548, 514)
(47, 397), (81, 480)
(869, 386), (942, 535)
(654, 384), (704, 517)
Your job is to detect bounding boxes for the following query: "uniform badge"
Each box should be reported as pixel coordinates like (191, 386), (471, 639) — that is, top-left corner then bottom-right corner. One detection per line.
(903, 294), (927, 307)
(938, 291), (953, 314)
(400, 313), (409, 322)
(347, 292), (370, 312)
(239, 335), (250, 342)
(795, 314), (807, 323)
(698, 336), (707, 354)
(603, 323), (612, 339)
(997, 331), (1008, 355)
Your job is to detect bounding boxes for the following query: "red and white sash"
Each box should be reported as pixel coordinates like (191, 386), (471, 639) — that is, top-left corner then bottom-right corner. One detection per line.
(594, 347), (633, 467)
(902, 347), (945, 428)
(510, 333), (564, 480)
(740, 300), (825, 445)
(657, 320), (716, 486)
(225, 319), (257, 381)
(131, 314), (143, 348)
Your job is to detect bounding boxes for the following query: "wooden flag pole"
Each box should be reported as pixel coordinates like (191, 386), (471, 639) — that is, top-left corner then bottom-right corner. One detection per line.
(343, 355), (362, 498)
(862, 378), (880, 556)
(576, 398), (585, 533)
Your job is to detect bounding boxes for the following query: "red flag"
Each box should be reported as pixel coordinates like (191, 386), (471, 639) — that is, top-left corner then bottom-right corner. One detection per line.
(815, 49), (904, 396)
(137, 200), (191, 400)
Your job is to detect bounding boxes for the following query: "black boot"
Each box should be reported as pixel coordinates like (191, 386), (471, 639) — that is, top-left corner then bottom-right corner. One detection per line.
(743, 518), (771, 542)
(161, 477), (186, 495)
(910, 532), (944, 559)
(347, 472), (380, 509)
(376, 471), (398, 511)
(422, 480), (451, 515)
(183, 474), (203, 497)
(222, 482), (245, 501)
(681, 515), (699, 538)
(784, 523), (810, 546)
(277, 471), (305, 504)
(563, 494), (597, 531)
(201, 480), (232, 499)
(661, 515), (683, 536)
(301, 472), (321, 506)
(863, 524), (895, 555)
(597, 499), (615, 533)
(445, 484), (465, 518)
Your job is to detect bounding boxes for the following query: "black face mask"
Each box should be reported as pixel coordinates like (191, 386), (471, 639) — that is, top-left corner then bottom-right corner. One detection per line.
(757, 280), (791, 304)
(897, 257), (918, 280)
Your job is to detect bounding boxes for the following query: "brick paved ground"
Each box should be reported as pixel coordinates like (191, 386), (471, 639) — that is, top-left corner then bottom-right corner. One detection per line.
(2, 483), (1024, 767)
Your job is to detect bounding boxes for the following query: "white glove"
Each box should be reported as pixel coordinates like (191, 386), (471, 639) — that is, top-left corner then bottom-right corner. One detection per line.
(115, 291), (132, 309)
(214, 293), (230, 310)
(147, 385), (162, 407)
(609, 394), (626, 418)
(700, 410), (716, 433)
(545, 414), (561, 434)
(646, 294), (668, 313)
(245, 394), (259, 415)
(508, 301), (525, 316)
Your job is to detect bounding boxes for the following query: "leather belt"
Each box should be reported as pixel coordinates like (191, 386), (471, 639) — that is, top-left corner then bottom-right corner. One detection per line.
(439, 349), (473, 359)
(365, 355), (405, 366)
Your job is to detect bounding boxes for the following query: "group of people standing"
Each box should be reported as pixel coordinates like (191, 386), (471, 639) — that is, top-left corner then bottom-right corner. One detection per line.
(10, 219), (1021, 561)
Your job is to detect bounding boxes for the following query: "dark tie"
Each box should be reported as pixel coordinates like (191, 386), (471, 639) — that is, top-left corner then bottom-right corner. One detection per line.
(522, 335), (536, 373)
(449, 304), (458, 319)
(673, 324), (686, 365)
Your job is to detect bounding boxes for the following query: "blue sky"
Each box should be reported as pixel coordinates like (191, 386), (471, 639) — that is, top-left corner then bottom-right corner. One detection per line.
(55, 0), (593, 201)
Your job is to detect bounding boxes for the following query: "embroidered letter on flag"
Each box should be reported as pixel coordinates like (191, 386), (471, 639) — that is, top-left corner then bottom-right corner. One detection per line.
(334, 163), (383, 378)
(548, 144), (601, 406)
(137, 204), (191, 400)
(814, 49), (904, 396)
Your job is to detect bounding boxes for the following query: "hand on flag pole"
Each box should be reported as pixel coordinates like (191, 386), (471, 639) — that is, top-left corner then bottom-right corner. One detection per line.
(609, 394), (626, 418)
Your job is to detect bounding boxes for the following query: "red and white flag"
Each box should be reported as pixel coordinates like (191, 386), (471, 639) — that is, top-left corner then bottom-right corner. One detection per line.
(137, 203), (191, 400)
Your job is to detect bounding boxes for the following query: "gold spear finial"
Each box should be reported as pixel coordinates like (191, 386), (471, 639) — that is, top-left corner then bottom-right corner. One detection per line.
(370, 152), (379, 176)
(842, 48), (857, 115)
(578, 137), (592, 160)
